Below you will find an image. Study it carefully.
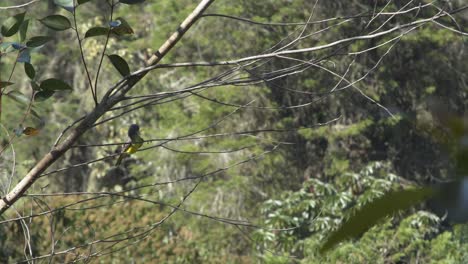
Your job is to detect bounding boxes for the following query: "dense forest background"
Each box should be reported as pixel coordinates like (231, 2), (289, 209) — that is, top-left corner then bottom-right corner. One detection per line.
(0, 0), (467, 263)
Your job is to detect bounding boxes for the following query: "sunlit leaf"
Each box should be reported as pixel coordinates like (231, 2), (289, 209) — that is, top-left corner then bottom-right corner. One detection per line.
(39, 15), (71, 31)
(107, 54), (130, 77)
(0, 82), (14, 88)
(0, 42), (15, 53)
(34, 90), (55, 102)
(77, 0), (92, 4)
(1, 12), (26, 37)
(84, 27), (109, 38)
(40, 78), (72, 91)
(24, 63), (36, 79)
(5, 91), (41, 120)
(6, 90), (29, 104)
(19, 19), (29, 42)
(119, 0), (146, 4)
(31, 81), (40, 91)
(26, 36), (53, 47)
(23, 127), (40, 136)
(320, 187), (435, 253)
(54, 0), (74, 12)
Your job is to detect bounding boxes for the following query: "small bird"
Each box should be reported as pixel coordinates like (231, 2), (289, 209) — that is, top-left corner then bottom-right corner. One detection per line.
(115, 124), (144, 166)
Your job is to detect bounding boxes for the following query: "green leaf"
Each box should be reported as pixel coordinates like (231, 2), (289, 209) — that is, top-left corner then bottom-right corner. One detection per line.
(0, 82), (14, 88)
(320, 187), (435, 253)
(19, 19), (29, 42)
(77, 0), (92, 4)
(34, 90), (55, 102)
(1, 12), (26, 37)
(24, 63), (36, 79)
(31, 81), (40, 91)
(6, 91), (29, 105)
(5, 91), (41, 119)
(40, 78), (72, 91)
(0, 42), (15, 53)
(110, 18), (134, 36)
(84, 27), (109, 38)
(23, 127), (40, 136)
(119, 0), (146, 4)
(39, 15), (71, 31)
(26, 36), (53, 47)
(107, 54), (130, 77)
(54, 0), (74, 12)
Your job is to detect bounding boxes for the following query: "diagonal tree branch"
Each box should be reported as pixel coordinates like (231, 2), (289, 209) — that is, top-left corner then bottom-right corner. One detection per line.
(0, 0), (216, 215)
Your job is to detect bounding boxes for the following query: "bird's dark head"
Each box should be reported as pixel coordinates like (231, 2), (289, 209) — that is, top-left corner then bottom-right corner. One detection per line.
(128, 124), (140, 138)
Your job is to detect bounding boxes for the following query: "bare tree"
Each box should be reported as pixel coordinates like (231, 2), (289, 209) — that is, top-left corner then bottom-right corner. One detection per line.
(0, 0), (467, 262)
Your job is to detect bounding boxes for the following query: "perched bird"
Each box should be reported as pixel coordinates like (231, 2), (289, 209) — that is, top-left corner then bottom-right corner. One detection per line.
(115, 124), (144, 166)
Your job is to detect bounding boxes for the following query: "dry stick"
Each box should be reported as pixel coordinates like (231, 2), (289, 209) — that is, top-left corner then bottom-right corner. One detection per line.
(0, 124), (16, 194)
(16, 180), (203, 263)
(73, 4), (97, 105)
(94, 1), (115, 101)
(199, 4), (434, 27)
(0, 51), (22, 148)
(131, 6), (468, 78)
(1, 145), (278, 226)
(0, 0), (41, 10)
(42, 100), (258, 176)
(0, 0), (216, 215)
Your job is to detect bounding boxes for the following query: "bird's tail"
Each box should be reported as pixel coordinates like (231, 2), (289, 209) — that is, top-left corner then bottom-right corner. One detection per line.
(115, 153), (129, 166)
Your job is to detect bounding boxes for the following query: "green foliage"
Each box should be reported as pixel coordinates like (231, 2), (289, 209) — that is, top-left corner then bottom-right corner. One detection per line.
(26, 36), (53, 47)
(39, 15), (71, 31)
(321, 187), (434, 253)
(1, 12), (25, 37)
(0, 0), (466, 262)
(84, 26), (109, 38)
(107, 54), (131, 76)
(255, 163), (468, 263)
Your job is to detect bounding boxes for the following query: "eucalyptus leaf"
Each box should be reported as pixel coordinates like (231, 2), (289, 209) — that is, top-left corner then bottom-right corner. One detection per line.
(1, 12), (26, 37)
(0, 82), (14, 88)
(6, 91), (41, 120)
(107, 54), (130, 77)
(39, 15), (71, 31)
(6, 91), (29, 104)
(40, 78), (72, 91)
(320, 187), (435, 253)
(34, 90), (55, 102)
(54, 0), (74, 12)
(24, 63), (36, 79)
(23, 127), (40, 136)
(26, 36), (53, 47)
(77, 0), (92, 4)
(31, 81), (40, 91)
(84, 27), (109, 38)
(19, 19), (29, 42)
(119, 0), (146, 4)
(0, 42), (15, 53)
